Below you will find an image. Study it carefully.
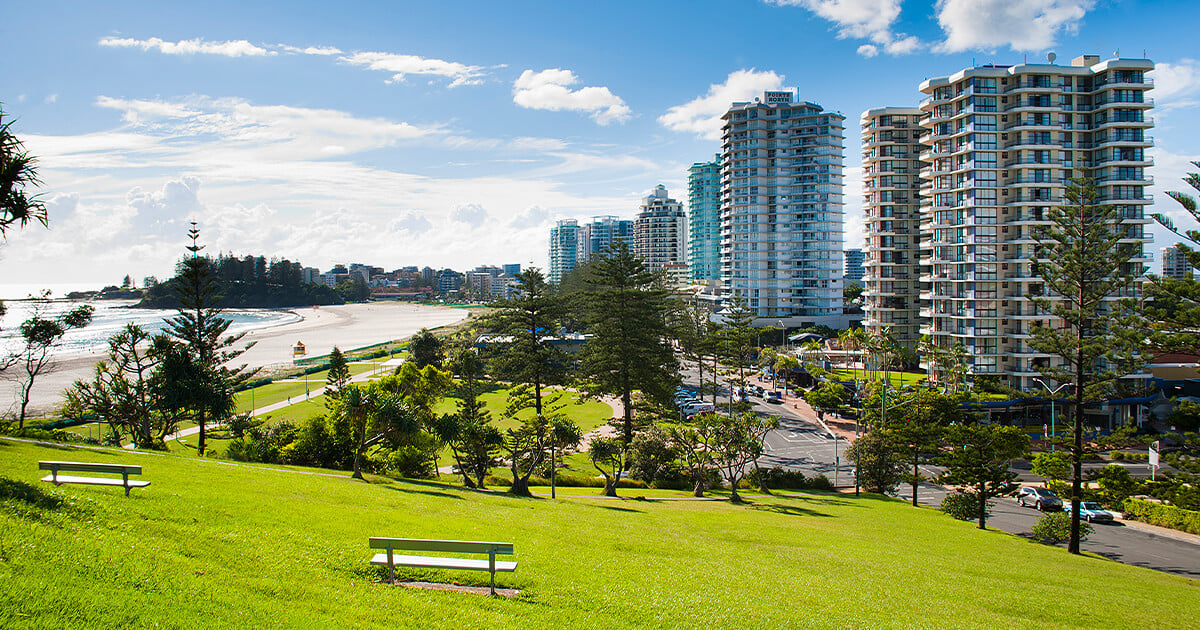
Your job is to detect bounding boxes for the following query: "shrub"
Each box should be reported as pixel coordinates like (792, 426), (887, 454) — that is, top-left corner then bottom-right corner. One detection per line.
(1030, 512), (1092, 545)
(808, 473), (834, 491)
(1123, 497), (1200, 535)
(941, 491), (989, 521)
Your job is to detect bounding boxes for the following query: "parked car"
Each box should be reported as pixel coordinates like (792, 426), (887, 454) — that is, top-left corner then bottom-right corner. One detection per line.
(751, 385), (765, 396)
(680, 401), (715, 416)
(1063, 501), (1115, 523)
(1016, 487), (1063, 511)
(765, 391), (783, 404)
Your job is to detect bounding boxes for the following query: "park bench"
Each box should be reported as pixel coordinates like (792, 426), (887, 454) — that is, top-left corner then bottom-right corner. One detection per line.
(369, 537), (516, 595)
(39, 461), (149, 497)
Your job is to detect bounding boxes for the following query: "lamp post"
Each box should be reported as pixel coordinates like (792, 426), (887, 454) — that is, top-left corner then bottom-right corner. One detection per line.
(778, 320), (786, 354)
(1033, 378), (1069, 451)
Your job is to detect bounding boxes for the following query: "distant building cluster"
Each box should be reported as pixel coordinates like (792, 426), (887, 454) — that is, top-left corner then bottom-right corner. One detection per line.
(300, 262), (523, 302)
(538, 53), (1160, 391)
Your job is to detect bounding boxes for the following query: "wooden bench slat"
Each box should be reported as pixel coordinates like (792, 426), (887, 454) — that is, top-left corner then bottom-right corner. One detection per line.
(369, 537), (513, 555)
(370, 553), (517, 572)
(39, 461), (142, 475)
(41, 475), (151, 488)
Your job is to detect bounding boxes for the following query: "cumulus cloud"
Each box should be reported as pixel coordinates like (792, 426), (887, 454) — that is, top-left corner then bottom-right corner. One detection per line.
(99, 36), (274, 57)
(508, 205), (550, 230)
(340, 51), (487, 87)
(512, 69), (632, 125)
(388, 212), (433, 235)
(1152, 60), (1200, 110)
(658, 69), (785, 140)
(766, 0), (923, 57)
(126, 177), (205, 238)
(450, 203), (489, 225)
(934, 0), (1094, 53)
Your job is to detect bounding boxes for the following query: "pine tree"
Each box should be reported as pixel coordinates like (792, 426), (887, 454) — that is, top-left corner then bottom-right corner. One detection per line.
(163, 223), (256, 454)
(325, 346), (350, 401)
(1149, 161), (1200, 353)
(486, 268), (568, 416)
(1027, 174), (1147, 553)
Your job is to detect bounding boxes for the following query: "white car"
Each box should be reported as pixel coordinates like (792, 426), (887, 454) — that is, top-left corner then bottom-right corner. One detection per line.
(1063, 501), (1115, 523)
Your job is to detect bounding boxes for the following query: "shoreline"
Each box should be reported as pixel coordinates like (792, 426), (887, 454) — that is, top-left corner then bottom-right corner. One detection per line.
(4, 302), (472, 416)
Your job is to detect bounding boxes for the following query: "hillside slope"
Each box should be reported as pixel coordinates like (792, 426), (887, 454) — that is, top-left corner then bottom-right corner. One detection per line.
(1, 438), (1196, 629)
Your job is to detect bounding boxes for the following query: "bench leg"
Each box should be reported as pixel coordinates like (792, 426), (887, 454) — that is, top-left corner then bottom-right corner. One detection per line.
(123, 472), (131, 497)
(489, 550), (496, 596)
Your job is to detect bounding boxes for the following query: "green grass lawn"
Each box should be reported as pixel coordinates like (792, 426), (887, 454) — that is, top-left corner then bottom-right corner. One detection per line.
(827, 368), (927, 387)
(2, 438), (1196, 629)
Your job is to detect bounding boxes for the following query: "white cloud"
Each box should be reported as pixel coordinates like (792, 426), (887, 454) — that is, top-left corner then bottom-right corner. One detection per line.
(512, 69), (632, 125)
(934, 0), (1094, 53)
(450, 203), (489, 225)
(658, 69), (785, 140)
(99, 36), (274, 57)
(340, 51), (486, 87)
(766, 0), (922, 57)
(1152, 60), (1200, 110)
(508, 206), (550, 230)
(44, 94), (58, 104)
(278, 44), (344, 56)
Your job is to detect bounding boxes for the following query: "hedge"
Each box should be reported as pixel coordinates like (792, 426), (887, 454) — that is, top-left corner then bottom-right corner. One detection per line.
(1122, 497), (1200, 535)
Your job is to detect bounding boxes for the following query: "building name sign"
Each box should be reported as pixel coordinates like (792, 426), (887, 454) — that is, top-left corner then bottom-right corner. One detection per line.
(764, 91), (792, 104)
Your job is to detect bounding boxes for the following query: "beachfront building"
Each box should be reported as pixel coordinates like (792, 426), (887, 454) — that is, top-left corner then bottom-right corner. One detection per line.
(860, 106), (926, 350)
(634, 184), (688, 271)
(502, 263), (522, 275)
(914, 54), (1154, 389)
(579, 216), (634, 262)
(688, 156), (722, 289)
(1163, 246), (1191, 280)
(549, 219), (581, 284)
(843, 249), (864, 286)
(720, 90), (846, 327)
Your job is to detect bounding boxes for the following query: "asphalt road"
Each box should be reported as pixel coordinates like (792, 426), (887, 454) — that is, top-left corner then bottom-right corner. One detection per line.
(678, 363), (1200, 579)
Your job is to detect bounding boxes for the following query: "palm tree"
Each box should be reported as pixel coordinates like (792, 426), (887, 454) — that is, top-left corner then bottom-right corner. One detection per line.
(0, 106), (48, 238)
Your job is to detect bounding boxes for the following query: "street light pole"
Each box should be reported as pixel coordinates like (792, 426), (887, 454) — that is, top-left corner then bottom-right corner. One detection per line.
(1033, 378), (1069, 451)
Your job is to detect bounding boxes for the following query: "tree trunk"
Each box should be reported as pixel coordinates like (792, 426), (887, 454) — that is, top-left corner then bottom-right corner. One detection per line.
(510, 476), (532, 497)
(197, 411), (206, 455)
(977, 482), (987, 529)
(754, 460), (771, 494)
(912, 456), (920, 507)
(351, 445), (364, 480)
(1069, 351), (1085, 554)
(692, 474), (705, 497)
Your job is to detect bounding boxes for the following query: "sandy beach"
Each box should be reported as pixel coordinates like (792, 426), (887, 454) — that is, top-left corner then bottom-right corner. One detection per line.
(4, 302), (472, 417)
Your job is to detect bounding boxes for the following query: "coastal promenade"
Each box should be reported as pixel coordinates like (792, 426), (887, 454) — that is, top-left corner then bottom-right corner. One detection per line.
(7, 302), (470, 416)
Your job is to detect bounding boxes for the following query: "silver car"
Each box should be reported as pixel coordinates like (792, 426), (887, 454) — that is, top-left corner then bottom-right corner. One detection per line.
(1016, 487), (1063, 511)
(1064, 501), (1115, 523)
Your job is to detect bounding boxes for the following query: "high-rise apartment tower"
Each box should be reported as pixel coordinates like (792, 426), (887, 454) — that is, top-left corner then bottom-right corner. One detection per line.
(720, 90), (846, 326)
(688, 156), (722, 288)
(634, 185), (688, 270)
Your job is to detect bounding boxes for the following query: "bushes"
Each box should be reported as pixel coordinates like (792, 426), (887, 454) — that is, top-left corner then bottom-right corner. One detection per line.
(1030, 512), (1092, 545)
(1123, 497), (1200, 535)
(747, 467), (835, 491)
(940, 491), (989, 522)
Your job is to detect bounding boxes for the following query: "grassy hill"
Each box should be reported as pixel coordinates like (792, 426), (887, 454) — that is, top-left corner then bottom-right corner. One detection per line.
(1, 438), (1196, 629)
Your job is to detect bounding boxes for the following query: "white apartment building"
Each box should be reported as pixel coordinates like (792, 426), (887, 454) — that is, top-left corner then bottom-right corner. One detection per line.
(1162, 245), (1191, 280)
(720, 90), (846, 327)
(548, 219), (581, 284)
(634, 184), (688, 271)
(912, 54), (1154, 390)
(861, 107), (927, 348)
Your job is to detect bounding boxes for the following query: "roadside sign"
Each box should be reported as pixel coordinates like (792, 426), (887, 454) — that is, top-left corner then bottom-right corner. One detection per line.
(1149, 441), (1159, 467)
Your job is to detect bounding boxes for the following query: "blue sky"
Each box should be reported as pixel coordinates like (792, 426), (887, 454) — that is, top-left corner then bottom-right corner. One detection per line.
(2, 0), (1199, 287)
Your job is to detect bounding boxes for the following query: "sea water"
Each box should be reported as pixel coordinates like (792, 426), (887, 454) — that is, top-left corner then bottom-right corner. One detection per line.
(0, 293), (300, 358)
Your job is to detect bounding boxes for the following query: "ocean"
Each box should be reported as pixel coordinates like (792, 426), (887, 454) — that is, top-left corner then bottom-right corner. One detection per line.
(0, 284), (300, 358)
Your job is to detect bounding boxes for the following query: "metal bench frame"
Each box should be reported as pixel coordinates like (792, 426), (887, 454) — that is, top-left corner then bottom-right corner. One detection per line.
(39, 461), (149, 497)
(369, 537), (516, 595)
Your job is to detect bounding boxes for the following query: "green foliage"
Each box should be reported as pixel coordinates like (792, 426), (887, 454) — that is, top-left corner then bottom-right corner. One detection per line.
(1091, 464), (1142, 507)
(1031, 512), (1093, 545)
(1032, 451), (1071, 483)
(408, 328), (444, 369)
(846, 429), (903, 495)
(747, 467), (834, 491)
(139, 252), (343, 308)
(434, 348), (502, 489)
(1122, 497), (1200, 535)
(1166, 399), (1200, 432)
(576, 242), (679, 448)
(10, 295), (94, 427)
(937, 424), (1029, 529)
(486, 268), (569, 416)
(1149, 161), (1200, 354)
(326, 345), (350, 390)
(627, 426), (680, 485)
(940, 491), (989, 522)
(336, 276), (372, 302)
(804, 381), (849, 417)
(0, 106), (48, 236)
